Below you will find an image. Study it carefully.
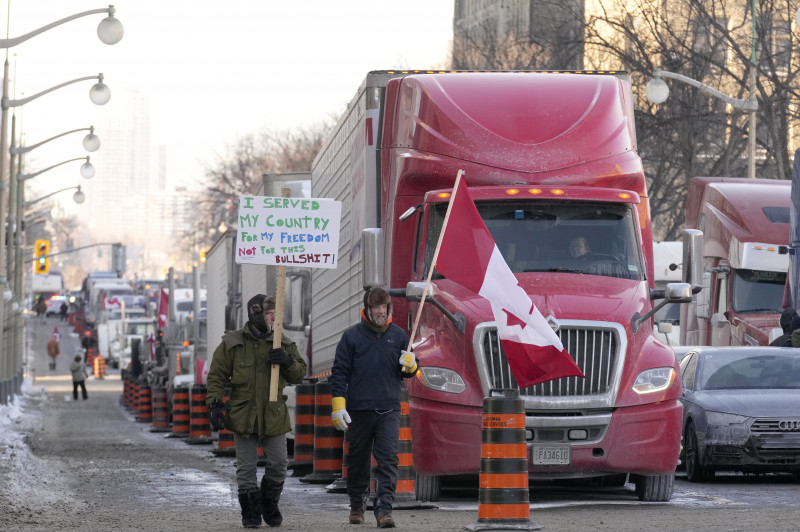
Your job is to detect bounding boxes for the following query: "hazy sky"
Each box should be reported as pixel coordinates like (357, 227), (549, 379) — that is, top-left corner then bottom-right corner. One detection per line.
(5, 1), (454, 197)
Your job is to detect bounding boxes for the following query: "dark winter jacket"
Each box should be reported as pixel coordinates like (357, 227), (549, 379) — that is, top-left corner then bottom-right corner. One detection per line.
(206, 324), (306, 436)
(330, 317), (416, 411)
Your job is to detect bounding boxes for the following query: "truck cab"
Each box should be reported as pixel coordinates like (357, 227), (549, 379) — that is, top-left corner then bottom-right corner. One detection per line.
(681, 178), (790, 347)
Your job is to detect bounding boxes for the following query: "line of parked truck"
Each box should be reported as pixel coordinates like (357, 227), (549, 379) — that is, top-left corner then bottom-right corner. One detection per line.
(125, 69), (798, 503)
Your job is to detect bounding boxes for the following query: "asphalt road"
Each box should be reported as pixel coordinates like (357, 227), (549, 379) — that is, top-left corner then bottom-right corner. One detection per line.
(4, 314), (800, 531)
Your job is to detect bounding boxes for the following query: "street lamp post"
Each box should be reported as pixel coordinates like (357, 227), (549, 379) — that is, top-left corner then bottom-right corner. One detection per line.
(0, 6), (122, 404)
(645, 69), (758, 178)
(24, 185), (86, 209)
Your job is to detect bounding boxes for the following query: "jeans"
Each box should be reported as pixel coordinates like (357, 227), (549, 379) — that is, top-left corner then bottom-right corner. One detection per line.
(346, 410), (400, 517)
(73, 380), (88, 400)
(233, 432), (288, 490)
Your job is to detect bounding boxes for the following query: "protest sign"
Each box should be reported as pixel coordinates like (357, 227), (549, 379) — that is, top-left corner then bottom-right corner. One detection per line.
(235, 195), (342, 269)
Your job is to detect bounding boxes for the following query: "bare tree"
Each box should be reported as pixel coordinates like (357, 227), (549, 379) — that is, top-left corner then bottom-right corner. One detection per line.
(190, 122), (331, 251)
(452, 0), (800, 240)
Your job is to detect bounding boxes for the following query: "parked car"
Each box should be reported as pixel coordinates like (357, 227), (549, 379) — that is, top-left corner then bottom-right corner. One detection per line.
(678, 346), (800, 482)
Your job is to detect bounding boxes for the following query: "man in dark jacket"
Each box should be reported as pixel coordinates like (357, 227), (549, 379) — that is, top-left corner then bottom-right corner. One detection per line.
(330, 286), (419, 529)
(206, 294), (306, 529)
(770, 308), (800, 347)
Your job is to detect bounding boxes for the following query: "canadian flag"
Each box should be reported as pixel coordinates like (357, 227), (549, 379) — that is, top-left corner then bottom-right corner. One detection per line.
(158, 288), (169, 328)
(436, 177), (585, 387)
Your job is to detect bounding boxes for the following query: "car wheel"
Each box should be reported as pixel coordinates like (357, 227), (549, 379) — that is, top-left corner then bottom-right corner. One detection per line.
(632, 473), (674, 501)
(414, 473), (440, 502)
(685, 423), (714, 483)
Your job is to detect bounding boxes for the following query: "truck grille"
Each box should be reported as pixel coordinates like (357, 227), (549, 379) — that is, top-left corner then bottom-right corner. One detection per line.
(479, 325), (619, 397)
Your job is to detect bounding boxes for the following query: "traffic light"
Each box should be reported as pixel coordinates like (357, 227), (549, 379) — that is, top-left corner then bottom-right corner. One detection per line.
(34, 239), (50, 275)
(199, 249), (207, 263)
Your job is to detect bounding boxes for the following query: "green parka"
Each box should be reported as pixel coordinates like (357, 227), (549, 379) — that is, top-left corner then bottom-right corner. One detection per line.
(206, 324), (306, 436)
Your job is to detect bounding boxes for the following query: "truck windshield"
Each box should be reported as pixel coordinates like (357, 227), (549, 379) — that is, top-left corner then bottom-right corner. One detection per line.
(731, 269), (786, 313)
(427, 200), (644, 280)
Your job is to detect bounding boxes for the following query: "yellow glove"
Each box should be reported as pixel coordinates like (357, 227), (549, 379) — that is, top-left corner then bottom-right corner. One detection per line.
(399, 350), (417, 373)
(331, 396), (351, 431)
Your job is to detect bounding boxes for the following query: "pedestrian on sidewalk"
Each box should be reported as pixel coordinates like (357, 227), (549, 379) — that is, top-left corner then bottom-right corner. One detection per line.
(330, 286), (419, 529)
(35, 297), (47, 324)
(69, 354), (89, 401)
(59, 301), (69, 323)
(206, 294), (307, 529)
(46, 334), (60, 370)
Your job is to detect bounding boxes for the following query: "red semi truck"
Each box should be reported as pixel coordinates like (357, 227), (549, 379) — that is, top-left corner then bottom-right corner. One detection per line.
(310, 71), (686, 501)
(680, 177), (791, 347)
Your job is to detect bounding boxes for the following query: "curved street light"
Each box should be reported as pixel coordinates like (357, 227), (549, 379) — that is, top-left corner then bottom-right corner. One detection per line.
(24, 185), (85, 209)
(11, 126), (100, 155)
(0, 5), (124, 48)
(4, 73), (112, 108)
(645, 68), (758, 179)
(17, 156), (95, 182)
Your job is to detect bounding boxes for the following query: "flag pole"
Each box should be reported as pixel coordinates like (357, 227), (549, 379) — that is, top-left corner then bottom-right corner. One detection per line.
(269, 187), (291, 401)
(406, 169), (465, 352)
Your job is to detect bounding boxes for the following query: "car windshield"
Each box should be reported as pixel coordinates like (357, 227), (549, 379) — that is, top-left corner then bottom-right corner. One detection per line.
(731, 269), (786, 312)
(427, 200), (644, 280)
(699, 352), (800, 390)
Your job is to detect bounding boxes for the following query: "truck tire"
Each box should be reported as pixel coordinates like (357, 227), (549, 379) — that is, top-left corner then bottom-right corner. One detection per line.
(632, 473), (674, 502)
(414, 473), (440, 502)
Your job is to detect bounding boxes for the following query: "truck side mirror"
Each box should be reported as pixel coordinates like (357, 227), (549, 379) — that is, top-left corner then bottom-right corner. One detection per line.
(681, 229), (704, 289)
(362, 228), (385, 289)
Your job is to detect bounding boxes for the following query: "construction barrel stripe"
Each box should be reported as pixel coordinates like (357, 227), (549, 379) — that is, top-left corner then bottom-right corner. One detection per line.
(171, 385), (190, 436)
(301, 381), (343, 483)
(475, 390), (531, 524)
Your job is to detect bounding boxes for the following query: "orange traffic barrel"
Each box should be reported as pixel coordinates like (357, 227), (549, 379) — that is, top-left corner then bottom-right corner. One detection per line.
(86, 347), (97, 367)
(137, 385), (153, 423)
(290, 382), (315, 476)
(212, 387), (235, 456)
(466, 389), (540, 531)
(121, 375), (130, 408)
(326, 429), (349, 493)
(127, 379), (140, 414)
(168, 385), (190, 438)
(93, 355), (106, 379)
(150, 385), (171, 432)
(186, 384), (212, 444)
(300, 381), (342, 484)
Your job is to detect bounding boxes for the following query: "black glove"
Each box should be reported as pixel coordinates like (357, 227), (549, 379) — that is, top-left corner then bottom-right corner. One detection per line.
(269, 348), (293, 367)
(209, 400), (225, 431)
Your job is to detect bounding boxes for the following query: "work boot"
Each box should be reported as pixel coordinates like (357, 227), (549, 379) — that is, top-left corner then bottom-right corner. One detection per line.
(376, 513), (395, 528)
(260, 477), (283, 527)
(349, 507), (365, 524)
(237, 487), (263, 528)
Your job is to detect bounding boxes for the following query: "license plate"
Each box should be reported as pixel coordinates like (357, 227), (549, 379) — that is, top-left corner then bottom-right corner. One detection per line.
(532, 445), (571, 465)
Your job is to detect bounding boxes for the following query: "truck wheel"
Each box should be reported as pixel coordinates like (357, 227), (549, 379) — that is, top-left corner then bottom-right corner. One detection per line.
(414, 473), (440, 502)
(685, 424), (714, 483)
(632, 473), (674, 502)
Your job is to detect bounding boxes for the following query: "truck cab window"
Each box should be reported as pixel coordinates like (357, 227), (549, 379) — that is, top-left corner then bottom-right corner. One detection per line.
(424, 199), (644, 281)
(731, 269), (786, 313)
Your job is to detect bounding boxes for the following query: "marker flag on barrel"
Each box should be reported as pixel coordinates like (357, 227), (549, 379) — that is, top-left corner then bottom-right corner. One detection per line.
(435, 178), (584, 387)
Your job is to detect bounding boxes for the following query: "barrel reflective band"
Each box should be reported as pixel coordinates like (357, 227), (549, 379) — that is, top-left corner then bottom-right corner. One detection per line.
(477, 392), (530, 523)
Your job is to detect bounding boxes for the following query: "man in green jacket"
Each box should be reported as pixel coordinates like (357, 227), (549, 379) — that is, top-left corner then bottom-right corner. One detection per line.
(206, 294), (307, 528)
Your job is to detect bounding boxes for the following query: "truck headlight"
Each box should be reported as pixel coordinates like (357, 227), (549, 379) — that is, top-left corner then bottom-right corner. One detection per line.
(417, 366), (466, 394)
(632, 367), (675, 394)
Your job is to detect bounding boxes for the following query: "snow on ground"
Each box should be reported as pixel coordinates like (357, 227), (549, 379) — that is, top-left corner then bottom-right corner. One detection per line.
(0, 379), (82, 512)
